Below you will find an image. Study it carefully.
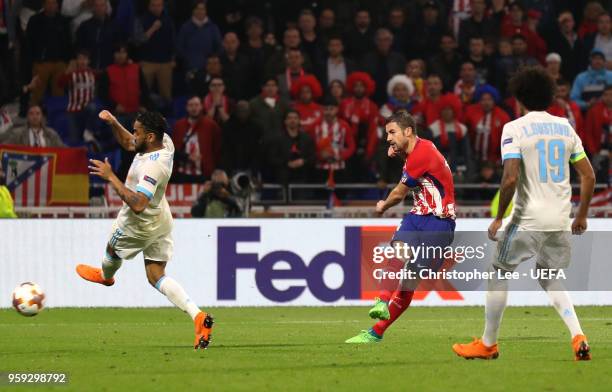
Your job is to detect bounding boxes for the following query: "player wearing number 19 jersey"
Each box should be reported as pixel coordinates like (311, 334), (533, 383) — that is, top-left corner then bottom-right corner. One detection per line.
(453, 67), (596, 361)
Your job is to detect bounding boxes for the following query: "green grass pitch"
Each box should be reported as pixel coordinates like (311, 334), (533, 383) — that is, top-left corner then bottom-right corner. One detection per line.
(1, 306), (611, 391)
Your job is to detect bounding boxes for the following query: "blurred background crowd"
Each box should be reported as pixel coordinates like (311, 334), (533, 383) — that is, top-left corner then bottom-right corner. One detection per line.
(0, 0), (610, 206)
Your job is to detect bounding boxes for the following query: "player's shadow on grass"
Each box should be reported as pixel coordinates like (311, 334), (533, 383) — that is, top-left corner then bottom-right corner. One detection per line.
(503, 336), (558, 342)
(155, 343), (323, 350)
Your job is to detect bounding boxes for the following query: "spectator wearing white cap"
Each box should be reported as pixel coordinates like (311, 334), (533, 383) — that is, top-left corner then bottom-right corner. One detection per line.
(545, 52), (562, 84)
(379, 74), (415, 119)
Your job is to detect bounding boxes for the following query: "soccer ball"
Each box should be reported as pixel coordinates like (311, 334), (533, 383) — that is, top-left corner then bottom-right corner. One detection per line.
(12, 282), (46, 317)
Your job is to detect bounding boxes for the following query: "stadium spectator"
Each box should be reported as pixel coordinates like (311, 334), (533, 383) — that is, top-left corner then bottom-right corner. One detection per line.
(1, 105), (64, 147)
(172, 95), (221, 182)
(176, 0), (221, 81)
(547, 78), (583, 132)
(297, 9), (322, 66)
(467, 36), (494, 85)
(361, 28), (407, 104)
(428, 94), (471, 173)
(545, 52), (563, 84)
(265, 27), (312, 78)
(405, 59), (427, 102)
(203, 77), (232, 125)
(0, 160), (17, 218)
(500, 2), (528, 39)
(58, 50), (98, 146)
(410, 0), (445, 60)
(385, 6), (410, 55)
(428, 34), (464, 92)
(265, 109), (315, 185)
(291, 75), (323, 139)
(570, 49), (612, 110)
(75, 0), (122, 70)
(547, 11), (588, 83)
(26, 0), (73, 106)
(454, 61), (481, 104)
(242, 16), (268, 90)
(343, 9), (375, 63)
(220, 32), (251, 100)
(585, 13), (612, 69)
(468, 161), (500, 201)
(99, 44), (150, 126)
(339, 71), (378, 143)
(464, 84), (509, 164)
(317, 7), (337, 46)
(313, 98), (355, 182)
(249, 77), (290, 143)
(220, 100), (262, 175)
(0, 0), (16, 103)
(315, 35), (355, 87)
(188, 54), (223, 97)
(379, 74), (415, 119)
(326, 79), (346, 106)
(525, 9), (547, 63)
(495, 35), (539, 94)
(578, 1), (607, 39)
(191, 169), (242, 217)
(132, 0), (176, 104)
(412, 73), (446, 127)
(582, 85), (611, 181)
(61, 0), (111, 34)
(277, 48), (306, 101)
(457, 0), (497, 52)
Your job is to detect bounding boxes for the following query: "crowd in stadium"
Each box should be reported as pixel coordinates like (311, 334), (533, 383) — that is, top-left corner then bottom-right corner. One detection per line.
(0, 0), (610, 196)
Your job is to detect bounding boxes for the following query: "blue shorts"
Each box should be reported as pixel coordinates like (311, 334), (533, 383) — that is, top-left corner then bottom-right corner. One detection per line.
(391, 213), (456, 270)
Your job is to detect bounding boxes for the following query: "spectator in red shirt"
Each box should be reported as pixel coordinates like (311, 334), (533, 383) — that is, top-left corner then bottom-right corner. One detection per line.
(291, 74), (323, 139)
(203, 77), (232, 125)
(428, 94), (471, 173)
(58, 50), (99, 146)
(172, 95), (221, 182)
(578, 1), (606, 39)
(465, 84), (510, 164)
(454, 61), (481, 104)
(547, 78), (583, 134)
(411, 73), (446, 128)
(583, 84), (611, 182)
(314, 97), (355, 182)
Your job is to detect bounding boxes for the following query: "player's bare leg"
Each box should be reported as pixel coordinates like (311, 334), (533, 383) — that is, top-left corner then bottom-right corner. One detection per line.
(75, 244), (121, 286)
(536, 266), (590, 360)
(452, 266), (504, 360)
(145, 260), (214, 349)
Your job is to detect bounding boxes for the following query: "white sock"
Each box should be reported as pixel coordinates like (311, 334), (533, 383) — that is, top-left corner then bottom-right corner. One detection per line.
(538, 276), (584, 337)
(155, 276), (201, 320)
(482, 269), (509, 347)
(101, 252), (122, 280)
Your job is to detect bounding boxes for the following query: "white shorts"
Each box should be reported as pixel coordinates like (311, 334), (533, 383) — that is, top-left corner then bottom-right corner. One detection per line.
(493, 223), (571, 271)
(108, 222), (174, 262)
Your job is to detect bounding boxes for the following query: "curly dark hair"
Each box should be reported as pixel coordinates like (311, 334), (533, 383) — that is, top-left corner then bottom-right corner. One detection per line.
(136, 111), (168, 141)
(509, 66), (555, 111)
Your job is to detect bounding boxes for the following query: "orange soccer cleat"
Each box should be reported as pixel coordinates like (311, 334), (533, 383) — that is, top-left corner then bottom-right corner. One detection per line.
(452, 338), (499, 360)
(572, 334), (591, 361)
(76, 264), (115, 286)
(193, 311), (214, 350)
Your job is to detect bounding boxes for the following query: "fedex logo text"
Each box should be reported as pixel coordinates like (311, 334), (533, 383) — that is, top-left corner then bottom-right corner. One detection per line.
(217, 227), (361, 302)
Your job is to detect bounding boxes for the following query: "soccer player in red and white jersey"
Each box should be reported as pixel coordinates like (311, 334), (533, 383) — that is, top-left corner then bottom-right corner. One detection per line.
(346, 109), (456, 343)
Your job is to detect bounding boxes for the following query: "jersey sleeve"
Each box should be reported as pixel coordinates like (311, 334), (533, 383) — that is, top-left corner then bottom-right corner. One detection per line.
(569, 128), (587, 164)
(500, 123), (521, 162)
(135, 160), (166, 200)
(400, 150), (428, 187)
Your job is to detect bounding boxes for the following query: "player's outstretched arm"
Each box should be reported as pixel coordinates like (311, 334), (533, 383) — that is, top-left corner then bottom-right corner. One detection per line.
(89, 158), (149, 214)
(375, 183), (410, 215)
(99, 110), (135, 152)
(571, 157), (595, 235)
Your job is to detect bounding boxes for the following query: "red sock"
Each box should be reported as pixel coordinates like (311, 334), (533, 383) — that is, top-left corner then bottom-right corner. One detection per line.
(377, 259), (405, 303)
(371, 289), (414, 337)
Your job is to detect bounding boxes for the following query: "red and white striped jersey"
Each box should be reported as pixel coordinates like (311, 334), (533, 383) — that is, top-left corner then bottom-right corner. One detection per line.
(65, 70), (96, 112)
(400, 138), (456, 219)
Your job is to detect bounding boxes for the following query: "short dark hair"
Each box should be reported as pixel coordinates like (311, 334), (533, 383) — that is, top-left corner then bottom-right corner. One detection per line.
(385, 109), (417, 134)
(136, 111), (167, 141)
(285, 109), (300, 120)
(509, 66), (555, 111)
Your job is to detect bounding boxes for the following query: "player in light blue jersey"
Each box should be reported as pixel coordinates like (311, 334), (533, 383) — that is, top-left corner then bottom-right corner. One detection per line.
(453, 67), (596, 361)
